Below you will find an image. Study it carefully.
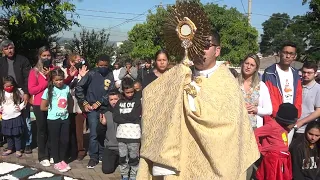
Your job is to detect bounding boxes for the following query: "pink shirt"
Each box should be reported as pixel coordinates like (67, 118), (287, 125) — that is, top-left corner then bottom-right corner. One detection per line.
(28, 69), (48, 106)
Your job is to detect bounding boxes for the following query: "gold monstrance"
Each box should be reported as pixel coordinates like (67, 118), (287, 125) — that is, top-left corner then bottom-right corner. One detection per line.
(163, 0), (212, 66)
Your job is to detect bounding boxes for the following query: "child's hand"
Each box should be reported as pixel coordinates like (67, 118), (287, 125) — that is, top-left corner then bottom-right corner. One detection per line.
(100, 114), (107, 125)
(0, 106), (3, 112)
(15, 105), (21, 111)
(79, 65), (88, 77)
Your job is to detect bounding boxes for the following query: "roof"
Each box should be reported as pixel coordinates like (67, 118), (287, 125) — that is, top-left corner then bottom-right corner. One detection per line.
(260, 56), (303, 70)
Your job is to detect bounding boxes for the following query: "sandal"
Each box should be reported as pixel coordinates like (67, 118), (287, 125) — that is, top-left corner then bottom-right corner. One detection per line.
(2, 150), (12, 156)
(15, 152), (22, 158)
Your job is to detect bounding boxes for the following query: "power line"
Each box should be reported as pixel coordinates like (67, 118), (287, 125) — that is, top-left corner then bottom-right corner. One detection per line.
(66, 13), (145, 21)
(79, 26), (128, 34)
(76, 8), (145, 16)
(60, 30), (128, 38)
(106, 5), (157, 31)
(240, 0), (247, 14)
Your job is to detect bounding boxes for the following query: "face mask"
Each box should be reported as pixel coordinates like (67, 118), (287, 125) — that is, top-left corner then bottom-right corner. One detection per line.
(75, 62), (84, 69)
(98, 67), (109, 76)
(42, 58), (51, 69)
(4, 86), (14, 93)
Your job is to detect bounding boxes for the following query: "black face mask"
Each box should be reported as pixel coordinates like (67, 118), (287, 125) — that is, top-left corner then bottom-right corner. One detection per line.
(75, 62), (83, 69)
(42, 59), (51, 69)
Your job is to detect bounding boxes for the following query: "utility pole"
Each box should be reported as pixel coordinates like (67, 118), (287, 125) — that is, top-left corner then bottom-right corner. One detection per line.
(248, 0), (252, 24)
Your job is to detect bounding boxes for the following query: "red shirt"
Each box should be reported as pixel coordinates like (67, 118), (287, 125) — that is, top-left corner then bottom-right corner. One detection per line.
(254, 120), (289, 155)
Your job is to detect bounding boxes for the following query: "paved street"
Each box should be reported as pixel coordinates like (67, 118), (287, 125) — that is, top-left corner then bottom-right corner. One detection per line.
(0, 117), (121, 180)
(0, 144), (121, 180)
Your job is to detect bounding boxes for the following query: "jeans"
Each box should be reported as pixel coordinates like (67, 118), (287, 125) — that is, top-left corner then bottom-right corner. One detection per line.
(47, 118), (70, 163)
(87, 111), (104, 161)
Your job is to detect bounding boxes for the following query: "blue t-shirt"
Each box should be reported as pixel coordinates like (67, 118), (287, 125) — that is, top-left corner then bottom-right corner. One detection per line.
(42, 85), (70, 120)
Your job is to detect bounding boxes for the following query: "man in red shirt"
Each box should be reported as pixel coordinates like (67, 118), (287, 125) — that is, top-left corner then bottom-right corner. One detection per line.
(254, 103), (298, 180)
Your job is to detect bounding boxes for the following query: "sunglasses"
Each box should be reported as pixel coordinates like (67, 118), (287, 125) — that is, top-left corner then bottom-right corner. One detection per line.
(204, 40), (218, 50)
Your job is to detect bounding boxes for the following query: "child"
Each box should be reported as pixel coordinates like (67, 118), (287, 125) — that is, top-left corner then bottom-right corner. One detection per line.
(0, 76), (25, 157)
(75, 54), (115, 168)
(133, 81), (142, 92)
(40, 68), (73, 172)
(290, 121), (320, 180)
(113, 77), (142, 180)
(254, 103), (298, 180)
(97, 89), (121, 174)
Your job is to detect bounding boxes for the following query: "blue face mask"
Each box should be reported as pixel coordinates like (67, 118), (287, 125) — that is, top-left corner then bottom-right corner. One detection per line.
(98, 67), (109, 76)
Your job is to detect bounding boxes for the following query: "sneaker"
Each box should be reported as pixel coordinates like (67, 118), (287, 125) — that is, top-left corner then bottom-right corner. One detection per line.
(40, 159), (50, 167)
(24, 146), (32, 154)
(122, 177), (129, 180)
(54, 162), (68, 173)
(60, 161), (71, 171)
(87, 159), (98, 169)
(50, 158), (54, 164)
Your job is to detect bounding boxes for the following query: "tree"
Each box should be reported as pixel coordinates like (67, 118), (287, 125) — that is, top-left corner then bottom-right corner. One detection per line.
(259, 13), (291, 55)
(303, 0), (320, 25)
(260, 12), (320, 62)
(116, 40), (134, 62)
(126, 3), (259, 65)
(302, 0), (320, 61)
(204, 3), (259, 64)
(0, 0), (78, 65)
(71, 28), (115, 67)
(127, 6), (168, 60)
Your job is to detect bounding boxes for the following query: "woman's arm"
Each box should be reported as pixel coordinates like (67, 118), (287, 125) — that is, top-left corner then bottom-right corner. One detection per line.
(28, 70), (48, 95)
(257, 82), (273, 116)
(40, 89), (49, 111)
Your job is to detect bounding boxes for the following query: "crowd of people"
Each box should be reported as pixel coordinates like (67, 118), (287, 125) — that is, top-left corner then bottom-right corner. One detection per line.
(0, 32), (320, 180)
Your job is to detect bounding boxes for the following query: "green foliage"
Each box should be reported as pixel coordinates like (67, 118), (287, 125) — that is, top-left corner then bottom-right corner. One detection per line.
(259, 13), (291, 55)
(71, 29), (115, 67)
(120, 3), (259, 65)
(204, 3), (259, 65)
(0, 0), (78, 65)
(126, 7), (168, 60)
(260, 11), (320, 62)
(303, 0), (320, 61)
(303, 0), (320, 25)
(116, 40), (134, 62)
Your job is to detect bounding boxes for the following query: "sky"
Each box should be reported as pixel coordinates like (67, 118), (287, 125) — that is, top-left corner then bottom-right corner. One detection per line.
(58, 0), (310, 42)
